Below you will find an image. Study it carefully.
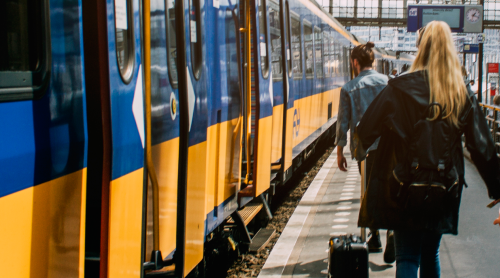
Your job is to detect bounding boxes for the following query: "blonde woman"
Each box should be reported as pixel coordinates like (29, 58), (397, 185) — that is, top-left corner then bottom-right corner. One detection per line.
(354, 21), (500, 277)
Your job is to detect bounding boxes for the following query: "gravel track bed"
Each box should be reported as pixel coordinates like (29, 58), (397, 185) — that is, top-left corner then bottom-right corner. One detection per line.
(226, 146), (335, 278)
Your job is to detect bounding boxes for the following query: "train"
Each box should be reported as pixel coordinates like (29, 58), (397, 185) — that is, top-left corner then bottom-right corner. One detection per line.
(0, 0), (412, 277)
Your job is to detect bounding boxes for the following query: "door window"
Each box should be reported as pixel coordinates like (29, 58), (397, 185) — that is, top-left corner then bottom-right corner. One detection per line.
(291, 15), (302, 79)
(258, 0), (269, 78)
(189, 0), (202, 79)
(304, 21), (313, 79)
(269, 2), (282, 81)
(166, 0), (178, 88)
(114, 0), (135, 82)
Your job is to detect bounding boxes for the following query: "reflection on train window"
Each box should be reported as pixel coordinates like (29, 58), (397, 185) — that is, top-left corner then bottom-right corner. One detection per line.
(314, 27), (322, 78)
(323, 32), (329, 77)
(225, 9), (240, 119)
(0, 0), (51, 101)
(291, 15), (302, 79)
(269, 3), (282, 81)
(286, 3), (292, 77)
(166, 0), (178, 88)
(190, 0), (202, 79)
(337, 42), (341, 76)
(304, 22), (313, 79)
(338, 42), (343, 76)
(115, 0), (134, 82)
(0, 0), (38, 71)
(329, 37), (335, 77)
(344, 46), (349, 76)
(258, 0), (269, 78)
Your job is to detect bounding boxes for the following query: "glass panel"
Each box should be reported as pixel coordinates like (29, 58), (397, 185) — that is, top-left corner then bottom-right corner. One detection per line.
(323, 32), (329, 77)
(291, 16), (302, 78)
(258, 0), (269, 77)
(286, 4), (292, 77)
(269, 5), (282, 80)
(0, 0), (38, 71)
(314, 27), (322, 78)
(304, 23), (313, 78)
(115, 0), (134, 80)
(329, 37), (335, 77)
(189, 0), (202, 79)
(226, 9), (240, 120)
(166, 0), (178, 87)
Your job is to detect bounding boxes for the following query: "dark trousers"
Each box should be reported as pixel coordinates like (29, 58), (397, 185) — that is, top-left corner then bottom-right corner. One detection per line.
(394, 230), (442, 278)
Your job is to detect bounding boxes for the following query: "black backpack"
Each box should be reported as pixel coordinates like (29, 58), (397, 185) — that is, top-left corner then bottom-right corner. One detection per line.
(393, 101), (471, 216)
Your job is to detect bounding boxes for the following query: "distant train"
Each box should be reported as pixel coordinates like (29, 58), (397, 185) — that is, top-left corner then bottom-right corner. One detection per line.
(0, 0), (412, 277)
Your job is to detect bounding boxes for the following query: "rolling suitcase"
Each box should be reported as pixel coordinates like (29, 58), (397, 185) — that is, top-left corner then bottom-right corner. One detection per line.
(327, 234), (369, 278)
(327, 160), (369, 277)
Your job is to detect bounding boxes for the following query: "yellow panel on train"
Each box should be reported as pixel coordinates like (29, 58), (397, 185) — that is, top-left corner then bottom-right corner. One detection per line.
(0, 169), (87, 278)
(108, 168), (144, 278)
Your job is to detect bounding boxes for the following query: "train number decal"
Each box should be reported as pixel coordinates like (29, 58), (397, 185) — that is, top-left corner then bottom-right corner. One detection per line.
(293, 108), (300, 138)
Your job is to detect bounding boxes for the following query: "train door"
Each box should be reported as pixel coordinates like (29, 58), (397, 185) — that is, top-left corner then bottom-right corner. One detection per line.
(269, 0), (285, 181)
(203, 0), (242, 234)
(239, 0), (273, 198)
(281, 0), (295, 182)
(103, 0), (146, 276)
(142, 0), (182, 272)
(83, 0), (145, 276)
(266, 0), (294, 185)
(0, 0), (88, 277)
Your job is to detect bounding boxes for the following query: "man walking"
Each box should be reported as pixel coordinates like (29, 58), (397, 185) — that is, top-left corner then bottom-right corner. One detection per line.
(335, 41), (395, 264)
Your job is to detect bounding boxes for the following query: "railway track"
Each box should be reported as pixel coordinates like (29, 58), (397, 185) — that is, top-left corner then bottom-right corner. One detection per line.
(225, 145), (335, 278)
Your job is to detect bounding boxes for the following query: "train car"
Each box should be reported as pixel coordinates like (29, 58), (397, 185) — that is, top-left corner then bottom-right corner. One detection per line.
(0, 0), (88, 277)
(0, 0), (411, 277)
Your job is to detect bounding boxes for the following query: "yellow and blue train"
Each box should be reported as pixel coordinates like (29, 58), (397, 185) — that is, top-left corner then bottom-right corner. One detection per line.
(0, 0), (411, 277)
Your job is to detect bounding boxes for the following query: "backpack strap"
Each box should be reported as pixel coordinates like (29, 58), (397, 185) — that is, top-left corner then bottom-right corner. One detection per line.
(423, 102), (444, 120)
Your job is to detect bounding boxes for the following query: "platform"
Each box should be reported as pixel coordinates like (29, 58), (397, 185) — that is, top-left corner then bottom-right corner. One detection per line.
(258, 146), (500, 278)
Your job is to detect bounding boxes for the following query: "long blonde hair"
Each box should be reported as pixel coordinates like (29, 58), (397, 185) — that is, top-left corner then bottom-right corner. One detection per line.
(410, 21), (467, 128)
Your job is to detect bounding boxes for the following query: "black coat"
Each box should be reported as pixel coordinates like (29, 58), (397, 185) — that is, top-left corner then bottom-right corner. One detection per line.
(355, 71), (500, 235)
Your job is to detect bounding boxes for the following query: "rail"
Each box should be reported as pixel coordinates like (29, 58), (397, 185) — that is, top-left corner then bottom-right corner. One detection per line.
(479, 103), (500, 157)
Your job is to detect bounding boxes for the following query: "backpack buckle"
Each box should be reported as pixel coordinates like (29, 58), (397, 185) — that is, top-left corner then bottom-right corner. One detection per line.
(411, 159), (418, 174)
(438, 159), (445, 177)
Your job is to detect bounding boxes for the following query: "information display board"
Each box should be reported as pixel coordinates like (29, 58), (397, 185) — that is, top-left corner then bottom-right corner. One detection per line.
(408, 5), (482, 33)
(422, 8), (461, 29)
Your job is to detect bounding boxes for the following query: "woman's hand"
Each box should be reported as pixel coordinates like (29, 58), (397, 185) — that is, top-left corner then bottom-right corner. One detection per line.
(494, 208), (500, 226)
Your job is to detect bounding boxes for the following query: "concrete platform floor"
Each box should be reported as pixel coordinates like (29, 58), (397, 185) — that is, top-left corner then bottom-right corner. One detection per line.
(258, 147), (500, 278)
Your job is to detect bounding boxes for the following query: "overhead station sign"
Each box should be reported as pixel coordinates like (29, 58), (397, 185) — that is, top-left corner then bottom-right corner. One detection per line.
(407, 5), (483, 33)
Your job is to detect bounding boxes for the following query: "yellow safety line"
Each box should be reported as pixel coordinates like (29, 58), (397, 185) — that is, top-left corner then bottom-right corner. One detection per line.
(143, 0), (160, 251)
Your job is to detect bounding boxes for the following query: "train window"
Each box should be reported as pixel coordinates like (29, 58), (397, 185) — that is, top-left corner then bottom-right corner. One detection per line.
(344, 46), (349, 76)
(258, 0), (269, 78)
(323, 32), (329, 78)
(0, 0), (51, 101)
(225, 9), (240, 119)
(314, 27), (322, 78)
(166, 0), (178, 88)
(114, 0), (135, 83)
(189, 0), (202, 79)
(291, 15), (302, 79)
(303, 21), (313, 79)
(334, 41), (340, 76)
(339, 43), (343, 75)
(269, 1), (281, 81)
(329, 37), (335, 77)
(286, 3), (292, 78)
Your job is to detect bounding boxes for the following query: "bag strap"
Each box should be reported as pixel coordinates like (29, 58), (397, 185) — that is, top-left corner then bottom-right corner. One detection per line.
(422, 102), (444, 120)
